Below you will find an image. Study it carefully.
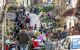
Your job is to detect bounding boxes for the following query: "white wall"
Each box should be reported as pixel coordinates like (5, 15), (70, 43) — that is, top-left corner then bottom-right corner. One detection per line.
(71, 0), (77, 8)
(27, 0), (31, 6)
(20, 0), (31, 8)
(65, 16), (78, 30)
(0, 0), (4, 11)
(66, 0), (77, 9)
(65, 0), (78, 30)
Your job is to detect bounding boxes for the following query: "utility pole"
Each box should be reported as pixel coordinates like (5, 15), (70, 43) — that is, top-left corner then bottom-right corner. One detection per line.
(2, 0), (5, 49)
(1, 16), (4, 50)
(2, 0), (4, 49)
(2, 0), (7, 50)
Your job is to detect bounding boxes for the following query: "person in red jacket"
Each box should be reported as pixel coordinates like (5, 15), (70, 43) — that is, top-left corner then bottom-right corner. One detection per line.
(31, 36), (39, 48)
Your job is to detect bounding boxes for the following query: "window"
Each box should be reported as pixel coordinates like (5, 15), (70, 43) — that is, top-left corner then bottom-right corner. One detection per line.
(47, 0), (51, 2)
(47, 0), (52, 4)
(71, 38), (80, 49)
(34, 0), (39, 3)
(66, 0), (71, 5)
(68, 0), (71, 4)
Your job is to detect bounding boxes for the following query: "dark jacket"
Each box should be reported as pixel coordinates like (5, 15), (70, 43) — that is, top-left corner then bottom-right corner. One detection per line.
(17, 31), (30, 44)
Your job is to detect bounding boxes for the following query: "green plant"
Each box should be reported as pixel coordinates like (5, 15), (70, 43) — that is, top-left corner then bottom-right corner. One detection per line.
(44, 16), (54, 23)
(41, 6), (55, 12)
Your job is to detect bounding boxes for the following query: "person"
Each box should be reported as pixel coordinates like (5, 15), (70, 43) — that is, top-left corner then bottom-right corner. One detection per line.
(34, 24), (37, 30)
(17, 29), (30, 50)
(31, 36), (39, 48)
(37, 32), (44, 42)
(5, 34), (13, 50)
(15, 12), (19, 22)
(22, 7), (26, 16)
(39, 24), (44, 32)
(25, 14), (30, 23)
(60, 30), (68, 39)
(25, 13), (30, 28)
(13, 26), (19, 38)
(19, 9), (23, 17)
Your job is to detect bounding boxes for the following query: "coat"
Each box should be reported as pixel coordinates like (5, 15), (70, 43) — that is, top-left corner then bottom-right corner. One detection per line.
(17, 31), (30, 44)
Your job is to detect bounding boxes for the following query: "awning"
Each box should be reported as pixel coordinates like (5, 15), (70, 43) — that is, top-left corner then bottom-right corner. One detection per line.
(62, 8), (75, 17)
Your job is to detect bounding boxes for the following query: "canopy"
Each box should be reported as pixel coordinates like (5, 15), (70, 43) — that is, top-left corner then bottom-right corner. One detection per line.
(62, 8), (75, 17)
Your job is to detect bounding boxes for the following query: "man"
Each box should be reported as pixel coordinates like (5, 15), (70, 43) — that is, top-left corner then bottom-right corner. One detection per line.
(17, 29), (30, 50)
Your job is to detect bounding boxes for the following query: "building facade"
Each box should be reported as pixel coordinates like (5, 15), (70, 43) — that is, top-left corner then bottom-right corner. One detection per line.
(63, 0), (78, 32)
(66, 0), (77, 9)
(52, 0), (67, 28)
(53, 0), (67, 15)
(20, 0), (31, 8)
(0, 0), (6, 11)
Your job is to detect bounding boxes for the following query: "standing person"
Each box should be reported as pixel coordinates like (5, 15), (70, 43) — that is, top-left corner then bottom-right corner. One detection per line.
(17, 29), (30, 50)
(19, 9), (23, 17)
(39, 24), (44, 32)
(25, 13), (30, 28)
(5, 34), (13, 50)
(34, 24), (37, 30)
(13, 25), (20, 38)
(22, 7), (26, 16)
(37, 32), (44, 42)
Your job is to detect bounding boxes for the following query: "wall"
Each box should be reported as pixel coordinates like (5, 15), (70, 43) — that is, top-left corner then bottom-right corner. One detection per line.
(65, 16), (78, 30)
(16, 0), (21, 6)
(20, 0), (31, 8)
(71, 0), (77, 8)
(0, 0), (4, 11)
(66, 0), (77, 9)
(53, 0), (67, 28)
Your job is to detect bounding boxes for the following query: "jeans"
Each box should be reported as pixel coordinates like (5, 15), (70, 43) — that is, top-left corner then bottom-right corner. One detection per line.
(9, 45), (18, 50)
(9, 48), (16, 50)
(45, 42), (52, 50)
(19, 44), (28, 50)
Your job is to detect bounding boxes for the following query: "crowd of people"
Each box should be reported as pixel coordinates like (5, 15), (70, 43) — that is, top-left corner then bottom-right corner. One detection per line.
(1, 6), (68, 50)
(3, 7), (55, 50)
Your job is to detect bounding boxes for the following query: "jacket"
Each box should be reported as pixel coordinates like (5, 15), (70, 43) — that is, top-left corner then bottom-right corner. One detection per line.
(17, 31), (30, 44)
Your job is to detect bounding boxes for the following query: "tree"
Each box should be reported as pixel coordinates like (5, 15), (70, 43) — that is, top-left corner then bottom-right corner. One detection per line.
(35, 4), (55, 12)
